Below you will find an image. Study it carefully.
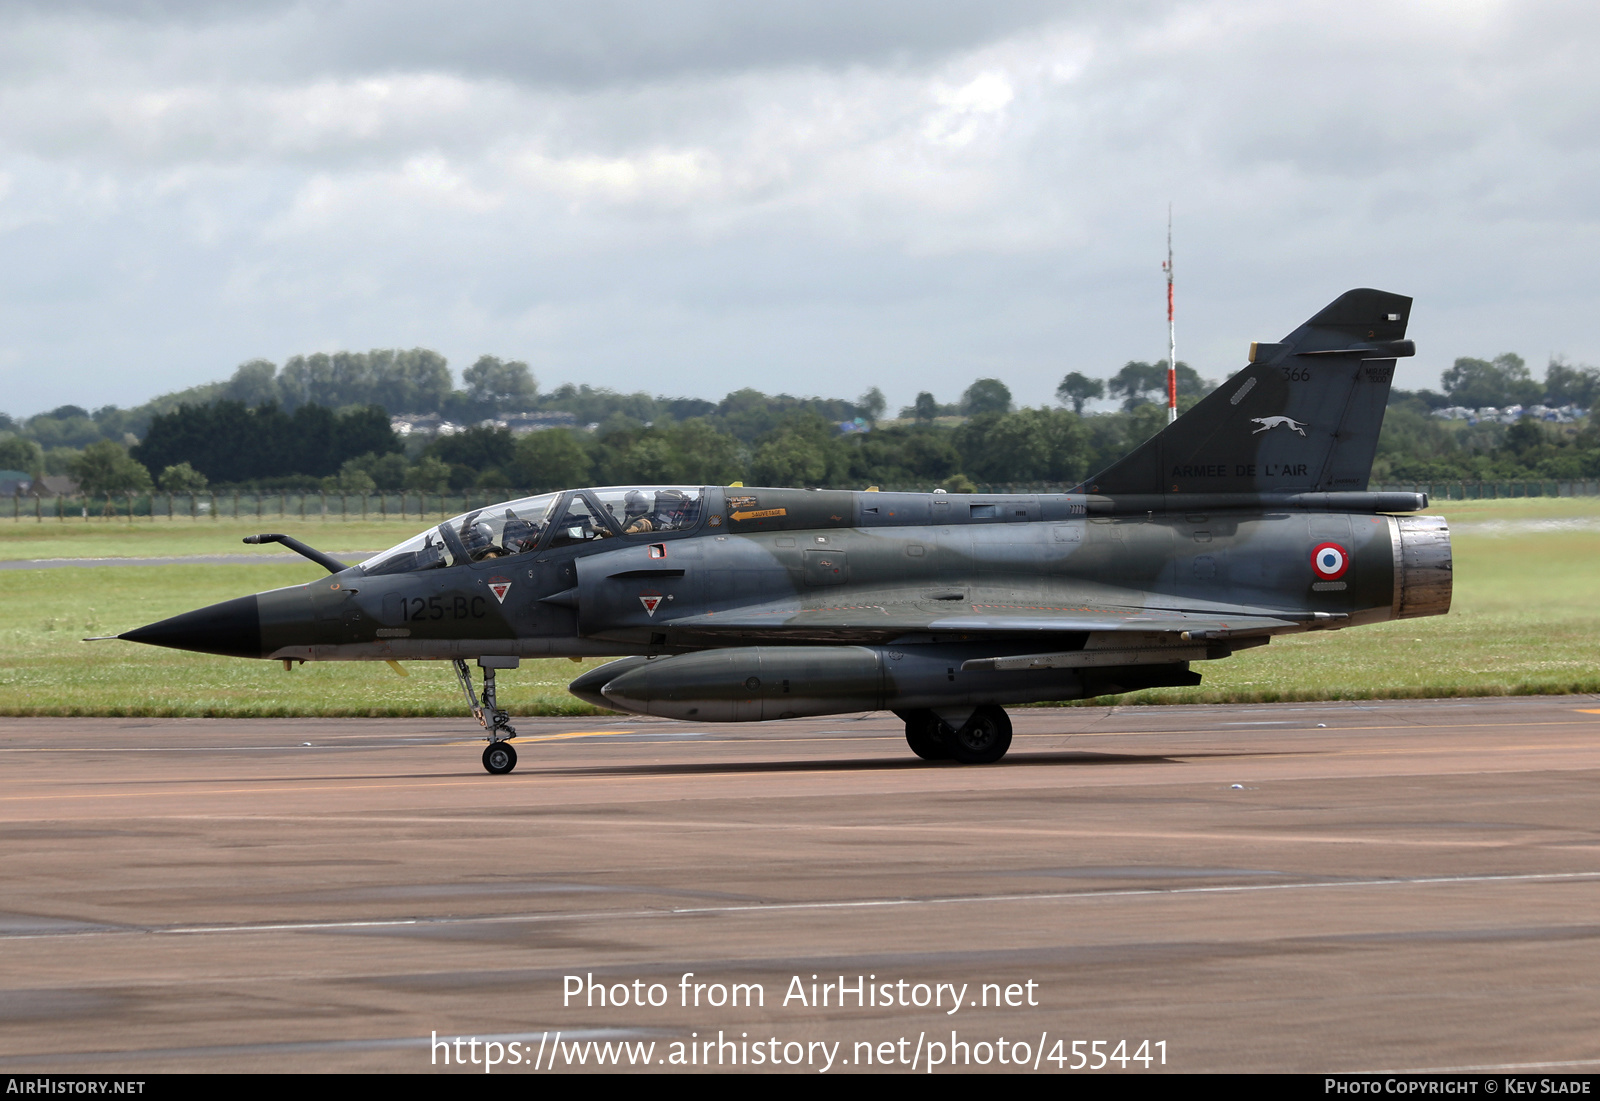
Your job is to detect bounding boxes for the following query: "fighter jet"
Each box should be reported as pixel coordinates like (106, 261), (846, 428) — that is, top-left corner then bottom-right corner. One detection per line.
(118, 289), (1451, 773)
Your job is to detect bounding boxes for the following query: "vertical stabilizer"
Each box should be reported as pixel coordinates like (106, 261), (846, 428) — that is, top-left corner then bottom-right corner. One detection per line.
(1082, 288), (1414, 496)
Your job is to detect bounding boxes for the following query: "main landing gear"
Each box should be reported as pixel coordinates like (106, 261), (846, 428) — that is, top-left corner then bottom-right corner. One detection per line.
(454, 657), (520, 774)
(900, 705), (1013, 764)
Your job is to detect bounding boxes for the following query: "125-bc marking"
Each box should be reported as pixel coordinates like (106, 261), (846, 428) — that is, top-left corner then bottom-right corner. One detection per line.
(400, 595), (488, 621)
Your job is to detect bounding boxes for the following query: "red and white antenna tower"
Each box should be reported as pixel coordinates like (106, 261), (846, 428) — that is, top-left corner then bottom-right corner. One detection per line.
(1163, 205), (1177, 424)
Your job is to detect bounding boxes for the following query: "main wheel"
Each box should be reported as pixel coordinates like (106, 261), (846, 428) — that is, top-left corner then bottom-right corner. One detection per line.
(904, 711), (952, 761)
(482, 740), (518, 775)
(946, 705), (1012, 764)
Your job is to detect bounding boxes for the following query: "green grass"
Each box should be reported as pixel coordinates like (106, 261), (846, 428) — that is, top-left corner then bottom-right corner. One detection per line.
(1425, 495), (1600, 523)
(1103, 525), (1600, 705)
(2, 497), (1598, 715)
(1085, 496), (1600, 705)
(0, 518), (415, 561)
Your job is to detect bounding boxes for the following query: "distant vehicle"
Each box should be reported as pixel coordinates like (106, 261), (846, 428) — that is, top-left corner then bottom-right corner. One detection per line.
(118, 289), (1452, 774)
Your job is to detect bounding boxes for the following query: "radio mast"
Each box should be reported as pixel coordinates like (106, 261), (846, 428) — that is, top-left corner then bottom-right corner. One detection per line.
(1163, 205), (1176, 424)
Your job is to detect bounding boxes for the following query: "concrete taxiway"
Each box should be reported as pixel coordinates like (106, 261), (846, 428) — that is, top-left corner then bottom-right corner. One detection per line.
(2, 696), (1600, 1073)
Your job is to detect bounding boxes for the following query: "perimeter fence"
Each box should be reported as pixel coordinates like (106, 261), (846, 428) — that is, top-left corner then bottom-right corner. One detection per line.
(6, 489), (534, 523)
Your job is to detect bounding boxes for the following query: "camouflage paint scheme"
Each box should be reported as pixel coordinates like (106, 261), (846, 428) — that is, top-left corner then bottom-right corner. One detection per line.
(122, 289), (1453, 770)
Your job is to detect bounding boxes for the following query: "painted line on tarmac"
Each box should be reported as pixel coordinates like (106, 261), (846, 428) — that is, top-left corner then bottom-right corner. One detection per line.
(5, 748), (1600, 803)
(444, 731), (640, 746)
(3, 717), (1598, 756)
(1372, 1057), (1600, 1074)
(0, 733), (709, 753)
(657, 870), (1600, 918)
(2, 870), (1597, 942)
(0, 744), (467, 753)
(69, 815), (1572, 852)
(1067, 718), (1600, 736)
(443, 731), (710, 745)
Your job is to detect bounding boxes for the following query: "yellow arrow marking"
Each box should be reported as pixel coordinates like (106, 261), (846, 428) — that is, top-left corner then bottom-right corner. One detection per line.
(444, 730), (637, 746)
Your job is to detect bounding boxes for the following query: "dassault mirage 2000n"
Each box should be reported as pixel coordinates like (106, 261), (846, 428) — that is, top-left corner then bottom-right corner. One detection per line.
(117, 289), (1452, 774)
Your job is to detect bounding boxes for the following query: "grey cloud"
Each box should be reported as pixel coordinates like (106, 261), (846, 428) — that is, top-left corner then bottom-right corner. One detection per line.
(327, 0), (1094, 86)
(3, 1), (1600, 417)
(1, 1), (1107, 87)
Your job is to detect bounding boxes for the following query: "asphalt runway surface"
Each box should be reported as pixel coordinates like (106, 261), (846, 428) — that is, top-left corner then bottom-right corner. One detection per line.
(3, 697), (1600, 1074)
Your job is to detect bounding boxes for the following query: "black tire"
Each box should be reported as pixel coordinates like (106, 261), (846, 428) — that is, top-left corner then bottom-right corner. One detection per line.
(904, 711), (951, 761)
(946, 705), (1012, 764)
(482, 740), (518, 775)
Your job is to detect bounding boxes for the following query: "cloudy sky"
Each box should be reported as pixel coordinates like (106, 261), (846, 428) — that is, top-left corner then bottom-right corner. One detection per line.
(1, 0), (1596, 416)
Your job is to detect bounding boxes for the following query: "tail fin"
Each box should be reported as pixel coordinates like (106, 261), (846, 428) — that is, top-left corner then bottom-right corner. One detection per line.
(1082, 288), (1414, 495)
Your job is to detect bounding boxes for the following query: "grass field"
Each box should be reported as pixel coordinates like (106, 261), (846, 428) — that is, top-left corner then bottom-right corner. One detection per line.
(0, 519), (404, 561)
(1, 495), (1596, 716)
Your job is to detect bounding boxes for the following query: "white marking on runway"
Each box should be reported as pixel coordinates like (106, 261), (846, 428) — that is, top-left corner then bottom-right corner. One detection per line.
(3, 870), (1597, 941)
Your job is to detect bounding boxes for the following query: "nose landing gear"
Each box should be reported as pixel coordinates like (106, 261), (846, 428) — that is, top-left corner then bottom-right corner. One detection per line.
(454, 657), (520, 774)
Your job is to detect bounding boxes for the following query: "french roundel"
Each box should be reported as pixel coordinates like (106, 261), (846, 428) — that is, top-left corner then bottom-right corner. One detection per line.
(1311, 542), (1350, 580)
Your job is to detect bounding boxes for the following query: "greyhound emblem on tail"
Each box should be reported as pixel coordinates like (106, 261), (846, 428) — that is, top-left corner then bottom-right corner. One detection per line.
(1251, 416), (1308, 436)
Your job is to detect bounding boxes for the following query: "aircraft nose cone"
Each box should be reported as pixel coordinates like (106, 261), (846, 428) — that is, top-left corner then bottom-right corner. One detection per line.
(120, 594), (263, 659)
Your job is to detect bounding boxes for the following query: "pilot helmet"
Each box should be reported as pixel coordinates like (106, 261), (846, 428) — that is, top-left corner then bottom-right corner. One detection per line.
(655, 489), (690, 522)
(625, 490), (650, 518)
(462, 519), (497, 560)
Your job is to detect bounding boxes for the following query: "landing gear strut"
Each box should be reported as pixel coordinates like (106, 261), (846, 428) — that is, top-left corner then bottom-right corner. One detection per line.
(455, 657), (520, 774)
(901, 706), (1012, 764)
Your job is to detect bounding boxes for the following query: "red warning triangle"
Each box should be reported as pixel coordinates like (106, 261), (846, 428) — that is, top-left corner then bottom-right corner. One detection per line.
(639, 594), (662, 616)
(488, 581), (512, 604)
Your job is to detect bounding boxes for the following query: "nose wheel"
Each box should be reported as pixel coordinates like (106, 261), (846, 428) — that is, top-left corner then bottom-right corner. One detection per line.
(455, 657), (521, 775)
(482, 740), (518, 775)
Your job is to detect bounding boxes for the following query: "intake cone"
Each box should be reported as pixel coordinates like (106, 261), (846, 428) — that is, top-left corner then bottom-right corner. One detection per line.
(120, 595), (263, 659)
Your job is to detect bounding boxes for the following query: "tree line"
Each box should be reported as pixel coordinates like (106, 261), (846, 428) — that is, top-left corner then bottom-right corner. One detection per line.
(5, 346), (1600, 499)
(131, 403), (398, 485)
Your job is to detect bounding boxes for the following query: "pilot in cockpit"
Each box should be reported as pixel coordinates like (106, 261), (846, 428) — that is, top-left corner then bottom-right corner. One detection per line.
(650, 489), (694, 531)
(621, 489), (693, 534)
(460, 509), (543, 560)
(461, 515), (500, 560)
(622, 490), (654, 534)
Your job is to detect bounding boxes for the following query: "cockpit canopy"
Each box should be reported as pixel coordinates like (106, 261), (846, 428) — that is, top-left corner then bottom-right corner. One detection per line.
(360, 486), (707, 577)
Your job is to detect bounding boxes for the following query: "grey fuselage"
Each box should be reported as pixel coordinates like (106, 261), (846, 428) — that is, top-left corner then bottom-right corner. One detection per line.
(120, 288), (1452, 726)
(169, 485), (1450, 721)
